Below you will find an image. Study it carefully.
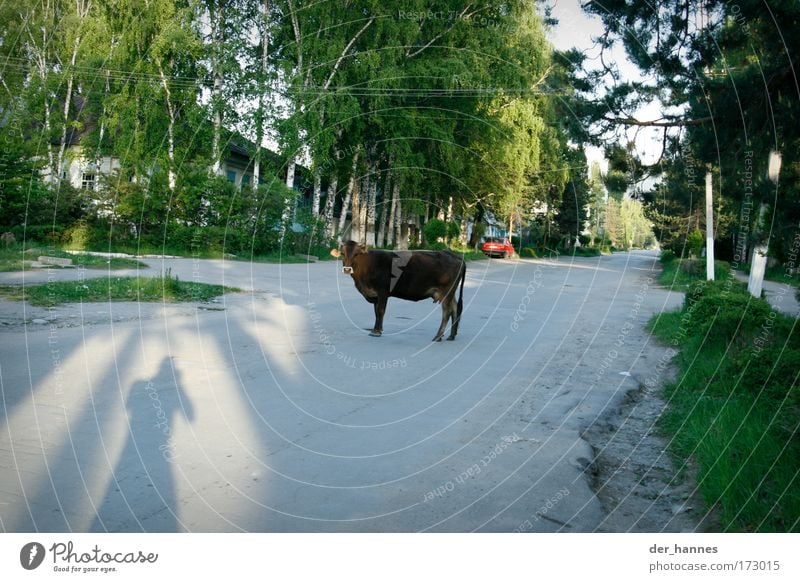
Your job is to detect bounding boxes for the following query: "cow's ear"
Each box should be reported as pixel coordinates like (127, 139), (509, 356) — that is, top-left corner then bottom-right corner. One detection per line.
(330, 248), (340, 258)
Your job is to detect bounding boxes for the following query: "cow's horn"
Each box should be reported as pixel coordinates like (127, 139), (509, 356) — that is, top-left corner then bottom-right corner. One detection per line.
(330, 248), (340, 257)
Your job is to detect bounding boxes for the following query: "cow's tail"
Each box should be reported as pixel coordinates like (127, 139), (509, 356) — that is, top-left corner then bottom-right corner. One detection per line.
(456, 259), (466, 323)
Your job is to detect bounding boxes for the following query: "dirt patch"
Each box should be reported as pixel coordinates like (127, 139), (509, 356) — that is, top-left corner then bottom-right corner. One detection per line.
(581, 377), (719, 532)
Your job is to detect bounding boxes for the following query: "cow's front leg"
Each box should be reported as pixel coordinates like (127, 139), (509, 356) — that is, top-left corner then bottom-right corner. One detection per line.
(370, 295), (388, 337)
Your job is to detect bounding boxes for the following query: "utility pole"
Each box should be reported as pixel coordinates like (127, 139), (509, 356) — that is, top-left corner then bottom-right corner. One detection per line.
(748, 151), (781, 298)
(705, 171), (715, 280)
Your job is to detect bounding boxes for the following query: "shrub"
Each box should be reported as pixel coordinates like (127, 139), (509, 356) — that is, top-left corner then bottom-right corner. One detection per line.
(288, 209), (330, 256)
(521, 246), (538, 258)
(63, 221), (93, 250)
(9, 224), (65, 245)
(660, 249), (677, 264)
(687, 228), (704, 257)
(682, 280), (772, 344)
(423, 219), (446, 244)
(650, 279), (800, 531)
(445, 220), (460, 242)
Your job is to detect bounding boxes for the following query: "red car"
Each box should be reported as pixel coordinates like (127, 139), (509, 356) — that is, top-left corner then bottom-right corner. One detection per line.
(481, 236), (515, 258)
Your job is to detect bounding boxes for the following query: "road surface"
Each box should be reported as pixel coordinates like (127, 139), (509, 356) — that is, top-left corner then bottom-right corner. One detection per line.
(0, 250), (688, 532)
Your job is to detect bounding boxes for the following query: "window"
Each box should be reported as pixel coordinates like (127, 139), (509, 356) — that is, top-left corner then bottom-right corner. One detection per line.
(241, 174), (251, 187)
(81, 173), (96, 191)
(226, 170), (237, 183)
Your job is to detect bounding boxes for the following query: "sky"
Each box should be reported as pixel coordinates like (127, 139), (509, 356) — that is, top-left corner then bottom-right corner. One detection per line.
(545, 1), (667, 174)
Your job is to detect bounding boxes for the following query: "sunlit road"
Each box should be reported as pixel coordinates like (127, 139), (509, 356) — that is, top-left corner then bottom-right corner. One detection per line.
(0, 250), (682, 532)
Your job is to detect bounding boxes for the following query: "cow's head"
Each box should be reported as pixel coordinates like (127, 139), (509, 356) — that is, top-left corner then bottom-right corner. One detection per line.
(330, 241), (366, 274)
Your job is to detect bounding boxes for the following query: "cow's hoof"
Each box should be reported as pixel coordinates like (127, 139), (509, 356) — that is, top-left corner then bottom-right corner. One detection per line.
(446, 336), (456, 341)
(369, 330), (382, 337)
(432, 336), (443, 342)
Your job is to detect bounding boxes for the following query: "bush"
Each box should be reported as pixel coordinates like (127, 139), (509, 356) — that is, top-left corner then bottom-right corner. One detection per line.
(521, 246), (538, 258)
(63, 221), (93, 250)
(426, 241), (448, 251)
(687, 229), (704, 257)
(423, 219), (446, 244)
(288, 209), (330, 256)
(682, 280), (772, 342)
(659, 249), (677, 264)
(650, 280), (800, 531)
(445, 220), (460, 242)
(9, 224), (65, 245)
(571, 246), (601, 257)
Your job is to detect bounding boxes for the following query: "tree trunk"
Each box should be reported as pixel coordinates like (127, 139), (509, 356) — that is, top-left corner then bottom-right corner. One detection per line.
(210, 3), (224, 176)
(468, 203), (485, 247)
(324, 176), (337, 238)
(376, 173), (390, 248)
(365, 167), (377, 247)
(253, 0), (270, 187)
(397, 204), (409, 250)
(337, 151), (359, 240)
(387, 177), (398, 248)
(280, 161), (296, 239)
(355, 175), (367, 245)
(56, 33), (81, 188)
(158, 63), (177, 191)
(312, 171), (322, 215)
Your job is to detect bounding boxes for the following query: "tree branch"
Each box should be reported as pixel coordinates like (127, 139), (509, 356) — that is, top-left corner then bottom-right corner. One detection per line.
(406, 5), (477, 59)
(323, 17), (375, 90)
(287, 0), (302, 77)
(602, 115), (711, 127)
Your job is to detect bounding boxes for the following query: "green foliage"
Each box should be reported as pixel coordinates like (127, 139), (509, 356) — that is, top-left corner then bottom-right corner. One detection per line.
(687, 229), (705, 258)
(649, 280), (800, 531)
(659, 249), (677, 264)
(445, 221), (460, 242)
(570, 246), (601, 257)
(658, 258), (732, 290)
(577, 1), (799, 266)
(423, 219), (447, 244)
(521, 246), (538, 258)
(287, 209), (330, 257)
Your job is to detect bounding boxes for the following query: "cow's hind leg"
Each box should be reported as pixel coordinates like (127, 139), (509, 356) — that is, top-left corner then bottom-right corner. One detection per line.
(433, 296), (455, 342)
(446, 298), (459, 340)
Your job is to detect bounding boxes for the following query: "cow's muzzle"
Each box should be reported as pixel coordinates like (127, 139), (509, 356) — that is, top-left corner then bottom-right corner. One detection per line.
(342, 266), (353, 274)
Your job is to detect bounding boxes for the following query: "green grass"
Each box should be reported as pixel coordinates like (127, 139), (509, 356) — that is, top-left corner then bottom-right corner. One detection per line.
(452, 249), (489, 261)
(657, 256), (732, 290)
(648, 280), (800, 531)
(0, 272), (236, 307)
(0, 245), (146, 271)
(51, 249), (145, 269)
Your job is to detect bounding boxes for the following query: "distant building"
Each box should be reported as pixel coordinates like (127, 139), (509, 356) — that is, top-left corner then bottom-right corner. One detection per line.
(43, 96), (312, 203)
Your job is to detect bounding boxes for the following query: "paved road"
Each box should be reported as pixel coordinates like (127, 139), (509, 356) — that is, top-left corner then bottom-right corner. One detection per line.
(0, 251), (683, 532)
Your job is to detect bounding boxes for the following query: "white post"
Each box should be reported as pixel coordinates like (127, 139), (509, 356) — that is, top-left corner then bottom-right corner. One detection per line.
(705, 171), (715, 281)
(747, 151), (781, 298)
(280, 161), (296, 241)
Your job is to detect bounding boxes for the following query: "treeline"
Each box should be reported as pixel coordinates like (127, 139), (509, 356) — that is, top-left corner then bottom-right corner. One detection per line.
(568, 1), (799, 265)
(0, 0), (608, 256)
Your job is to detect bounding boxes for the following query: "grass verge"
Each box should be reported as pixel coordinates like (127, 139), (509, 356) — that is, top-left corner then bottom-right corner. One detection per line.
(648, 278), (799, 531)
(657, 254), (732, 290)
(0, 271), (236, 307)
(0, 245), (146, 271)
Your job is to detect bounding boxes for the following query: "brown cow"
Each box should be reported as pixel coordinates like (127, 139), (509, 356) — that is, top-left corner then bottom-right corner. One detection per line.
(331, 241), (466, 341)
